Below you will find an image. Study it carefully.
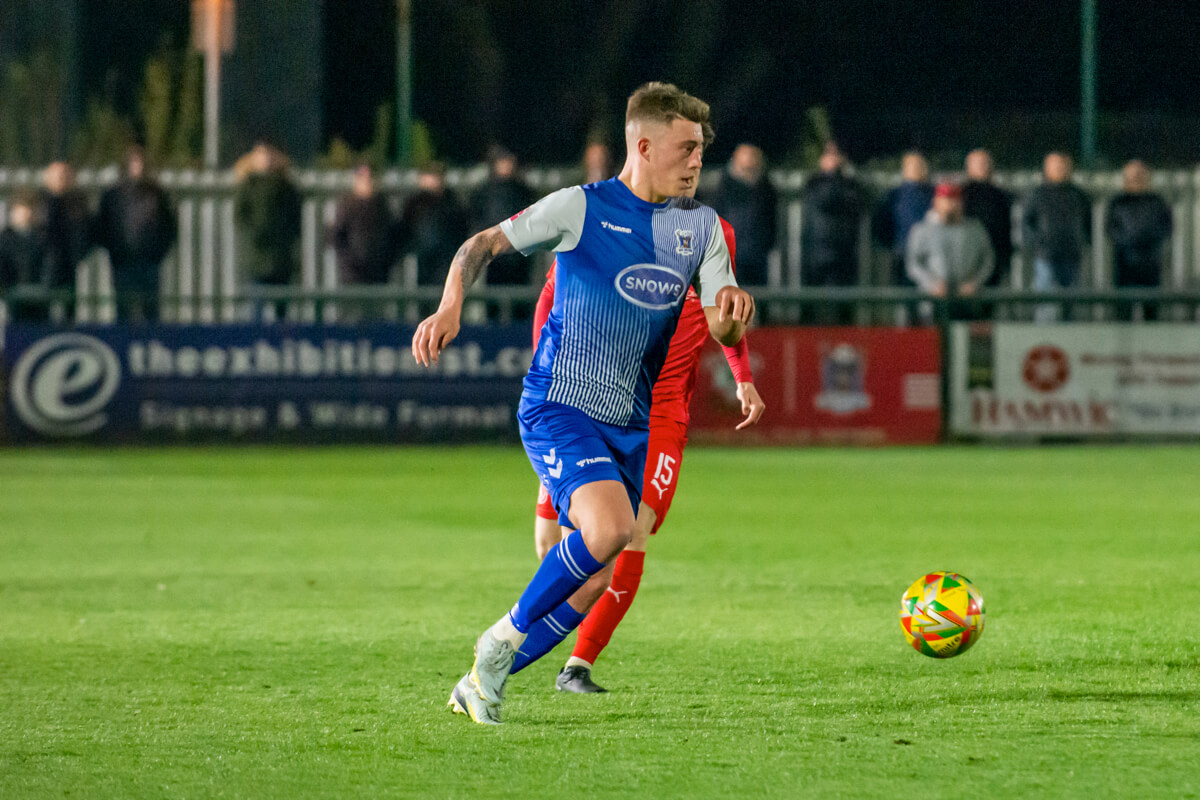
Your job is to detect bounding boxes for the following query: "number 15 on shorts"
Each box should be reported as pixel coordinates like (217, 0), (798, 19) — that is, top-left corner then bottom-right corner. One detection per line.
(650, 452), (676, 499)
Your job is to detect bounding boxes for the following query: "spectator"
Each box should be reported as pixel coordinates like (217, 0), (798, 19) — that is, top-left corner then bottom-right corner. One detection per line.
(961, 149), (1014, 288)
(1022, 151), (1091, 321)
(95, 146), (176, 323)
(906, 182), (994, 322)
(330, 164), (400, 285)
(582, 141), (614, 184)
(469, 147), (536, 285)
(801, 143), (864, 287)
(41, 161), (94, 315)
(399, 162), (468, 286)
(704, 143), (778, 286)
(328, 164), (401, 320)
(1106, 159), (1172, 321)
(235, 142), (303, 321)
(872, 151), (934, 288)
(0, 191), (49, 321)
(800, 142), (864, 323)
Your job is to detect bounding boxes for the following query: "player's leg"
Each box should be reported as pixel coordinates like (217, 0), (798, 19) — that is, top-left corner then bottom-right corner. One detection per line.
(454, 484), (597, 716)
(469, 479), (632, 702)
(559, 421), (686, 692)
(556, 504), (652, 692)
(453, 405), (642, 722)
(534, 483), (564, 560)
(510, 483), (609, 676)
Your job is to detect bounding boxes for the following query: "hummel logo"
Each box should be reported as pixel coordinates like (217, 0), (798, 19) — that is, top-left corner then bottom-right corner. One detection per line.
(543, 448), (563, 479)
(601, 221), (632, 234)
(576, 456), (613, 467)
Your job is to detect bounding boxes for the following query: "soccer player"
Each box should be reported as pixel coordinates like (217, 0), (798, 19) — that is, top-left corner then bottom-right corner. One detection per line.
(412, 82), (754, 724)
(514, 180), (765, 694)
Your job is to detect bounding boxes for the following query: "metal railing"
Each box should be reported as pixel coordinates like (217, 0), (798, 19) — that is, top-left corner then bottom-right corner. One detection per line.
(3, 164), (1200, 326)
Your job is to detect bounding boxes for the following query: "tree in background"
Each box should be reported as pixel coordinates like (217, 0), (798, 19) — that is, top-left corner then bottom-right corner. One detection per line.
(2, 44), (204, 169)
(0, 49), (66, 165)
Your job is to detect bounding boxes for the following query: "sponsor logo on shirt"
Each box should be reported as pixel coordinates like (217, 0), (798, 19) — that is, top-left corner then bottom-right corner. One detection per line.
(601, 220), (632, 234)
(614, 264), (687, 310)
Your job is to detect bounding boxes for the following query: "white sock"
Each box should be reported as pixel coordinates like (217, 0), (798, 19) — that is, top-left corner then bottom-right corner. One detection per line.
(490, 613), (527, 648)
(565, 656), (593, 670)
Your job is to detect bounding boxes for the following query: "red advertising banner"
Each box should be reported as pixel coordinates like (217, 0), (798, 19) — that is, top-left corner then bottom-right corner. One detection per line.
(688, 327), (942, 445)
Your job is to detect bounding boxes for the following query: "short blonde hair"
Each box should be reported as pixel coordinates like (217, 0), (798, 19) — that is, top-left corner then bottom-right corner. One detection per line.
(625, 82), (711, 130)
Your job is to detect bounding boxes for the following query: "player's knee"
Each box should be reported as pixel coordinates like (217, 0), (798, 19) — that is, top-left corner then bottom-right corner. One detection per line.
(581, 516), (635, 561)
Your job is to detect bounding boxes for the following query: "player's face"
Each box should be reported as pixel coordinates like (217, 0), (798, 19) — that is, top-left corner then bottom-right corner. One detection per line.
(649, 118), (704, 198)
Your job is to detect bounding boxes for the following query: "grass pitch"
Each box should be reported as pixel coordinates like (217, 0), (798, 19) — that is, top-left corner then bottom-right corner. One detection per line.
(1, 445), (1198, 798)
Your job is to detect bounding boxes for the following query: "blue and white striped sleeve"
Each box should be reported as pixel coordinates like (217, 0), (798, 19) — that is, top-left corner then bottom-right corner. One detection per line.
(498, 186), (586, 255)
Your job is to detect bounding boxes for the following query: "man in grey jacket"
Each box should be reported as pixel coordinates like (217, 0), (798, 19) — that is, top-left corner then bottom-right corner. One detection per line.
(906, 181), (994, 320)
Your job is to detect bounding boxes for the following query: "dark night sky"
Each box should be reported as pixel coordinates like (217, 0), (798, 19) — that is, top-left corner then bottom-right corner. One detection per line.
(72, 0), (1200, 166)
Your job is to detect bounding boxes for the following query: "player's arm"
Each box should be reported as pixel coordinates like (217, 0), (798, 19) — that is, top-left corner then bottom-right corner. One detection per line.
(695, 223), (753, 346)
(721, 338), (764, 429)
(412, 227), (513, 365)
(714, 216), (764, 429)
(412, 187), (584, 366)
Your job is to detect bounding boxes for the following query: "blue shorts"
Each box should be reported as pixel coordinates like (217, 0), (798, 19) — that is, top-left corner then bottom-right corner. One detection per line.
(518, 398), (649, 529)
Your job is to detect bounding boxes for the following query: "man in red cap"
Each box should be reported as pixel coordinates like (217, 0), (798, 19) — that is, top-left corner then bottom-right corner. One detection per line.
(905, 180), (994, 320)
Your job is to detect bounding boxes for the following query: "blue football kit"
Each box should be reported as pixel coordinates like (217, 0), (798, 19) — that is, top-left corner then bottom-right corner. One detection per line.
(500, 177), (736, 529)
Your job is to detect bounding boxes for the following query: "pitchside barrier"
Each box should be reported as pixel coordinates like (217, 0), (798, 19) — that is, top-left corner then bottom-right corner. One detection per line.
(4, 163), (1200, 322)
(4, 289), (1200, 444)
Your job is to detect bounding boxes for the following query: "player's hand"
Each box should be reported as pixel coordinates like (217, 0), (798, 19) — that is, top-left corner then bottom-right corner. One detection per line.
(411, 306), (461, 366)
(930, 280), (947, 298)
(715, 285), (755, 325)
(958, 282), (978, 297)
(735, 382), (765, 430)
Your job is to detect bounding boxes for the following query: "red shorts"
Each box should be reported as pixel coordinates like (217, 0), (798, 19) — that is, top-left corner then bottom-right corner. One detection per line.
(536, 415), (688, 535)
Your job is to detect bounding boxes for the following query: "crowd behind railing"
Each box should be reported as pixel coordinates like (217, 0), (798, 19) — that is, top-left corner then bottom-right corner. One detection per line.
(2, 138), (1200, 329)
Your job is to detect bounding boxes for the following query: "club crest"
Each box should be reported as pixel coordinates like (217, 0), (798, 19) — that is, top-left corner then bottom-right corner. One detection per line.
(674, 229), (694, 256)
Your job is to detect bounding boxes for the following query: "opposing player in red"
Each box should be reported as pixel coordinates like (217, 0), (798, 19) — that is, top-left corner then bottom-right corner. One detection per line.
(508, 174), (765, 692)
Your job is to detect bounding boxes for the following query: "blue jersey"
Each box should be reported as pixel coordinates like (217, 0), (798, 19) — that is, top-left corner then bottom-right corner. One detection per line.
(500, 178), (736, 428)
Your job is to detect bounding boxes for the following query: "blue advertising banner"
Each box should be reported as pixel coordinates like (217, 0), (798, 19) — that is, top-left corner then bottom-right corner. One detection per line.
(1, 324), (533, 443)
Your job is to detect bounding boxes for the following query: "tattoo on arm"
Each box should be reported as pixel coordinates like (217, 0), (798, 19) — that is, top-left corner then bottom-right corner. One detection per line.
(452, 227), (512, 288)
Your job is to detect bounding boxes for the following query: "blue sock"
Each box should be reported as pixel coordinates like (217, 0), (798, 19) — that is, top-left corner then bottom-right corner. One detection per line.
(510, 600), (587, 674)
(508, 530), (605, 633)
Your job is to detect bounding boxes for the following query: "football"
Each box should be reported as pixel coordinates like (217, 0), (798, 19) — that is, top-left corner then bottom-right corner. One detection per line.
(899, 571), (985, 658)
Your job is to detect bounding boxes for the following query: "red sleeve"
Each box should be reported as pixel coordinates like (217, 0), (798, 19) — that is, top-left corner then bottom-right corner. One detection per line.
(716, 218), (753, 383)
(532, 262), (556, 349)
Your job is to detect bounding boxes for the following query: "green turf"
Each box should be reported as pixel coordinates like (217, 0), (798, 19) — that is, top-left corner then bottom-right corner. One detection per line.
(2, 445), (1199, 798)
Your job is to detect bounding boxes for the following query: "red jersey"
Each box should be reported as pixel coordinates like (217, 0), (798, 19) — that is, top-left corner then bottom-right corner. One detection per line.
(533, 217), (752, 425)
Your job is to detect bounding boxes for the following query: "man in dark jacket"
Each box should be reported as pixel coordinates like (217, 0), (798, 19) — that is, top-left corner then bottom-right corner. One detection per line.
(962, 149), (1014, 288)
(41, 161), (93, 315)
(704, 143), (777, 286)
(0, 192), (49, 322)
(872, 151), (934, 288)
(801, 143), (863, 286)
(329, 164), (400, 320)
(469, 148), (536, 286)
(95, 146), (176, 323)
(1023, 152), (1092, 321)
(800, 143), (864, 323)
(400, 162), (468, 286)
(235, 142), (303, 321)
(1106, 159), (1172, 320)
(330, 164), (400, 285)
